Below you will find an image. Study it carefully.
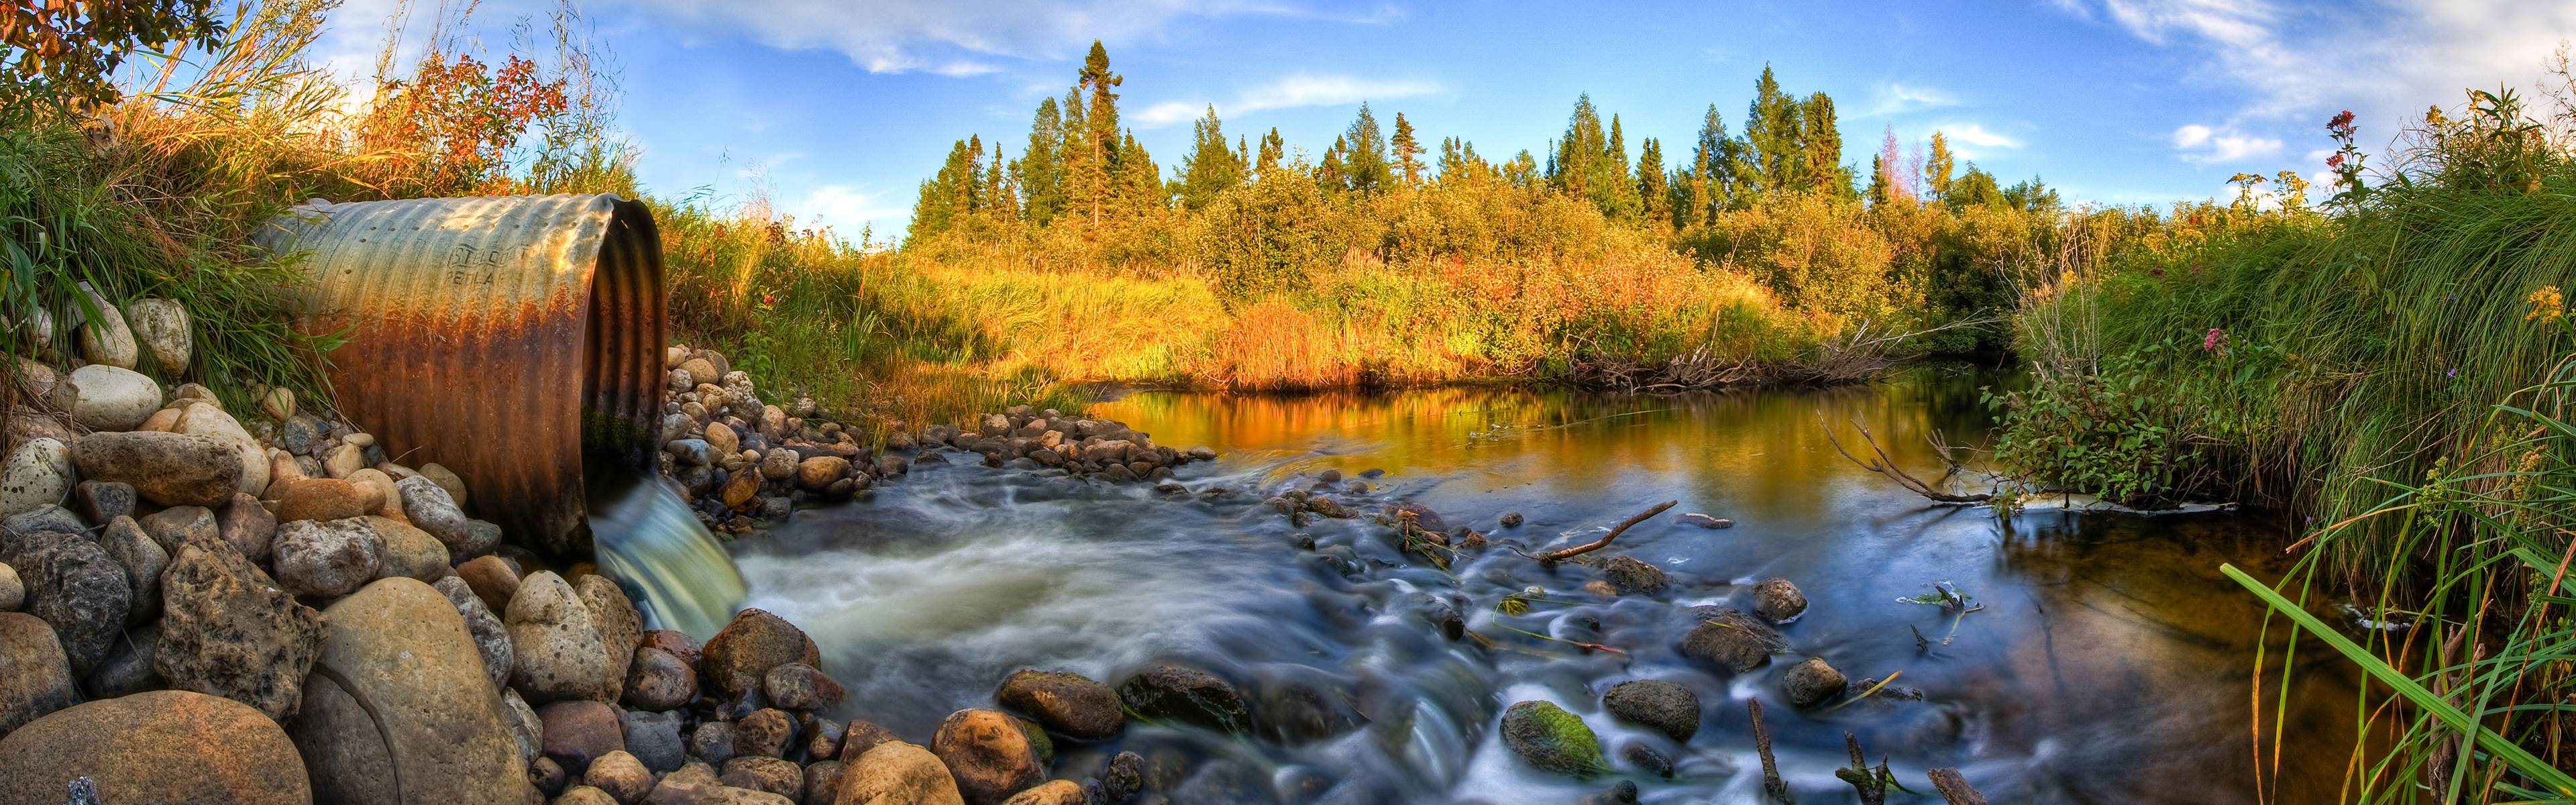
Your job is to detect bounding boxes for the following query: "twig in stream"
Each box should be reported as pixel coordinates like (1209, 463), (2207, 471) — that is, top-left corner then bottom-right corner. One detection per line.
(1533, 500), (1677, 566)
(1821, 670), (1903, 713)
(1834, 733), (1887, 805)
(1821, 413), (1992, 504)
(1928, 767), (1990, 805)
(1749, 698), (1792, 804)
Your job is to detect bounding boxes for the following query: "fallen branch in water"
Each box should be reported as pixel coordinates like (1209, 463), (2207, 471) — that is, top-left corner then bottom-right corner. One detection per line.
(1532, 500), (1676, 566)
(1821, 414), (1992, 504)
(1750, 698), (1790, 804)
(1834, 732), (1889, 805)
(1928, 767), (1989, 805)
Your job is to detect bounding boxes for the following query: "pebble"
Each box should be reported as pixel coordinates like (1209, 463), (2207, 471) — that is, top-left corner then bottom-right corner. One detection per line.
(734, 707), (792, 759)
(997, 669), (1124, 741)
(700, 608), (822, 697)
(0, 611), (77, 735)
(1117, 664), (1250, 734)
(0, 437), (74, 519)
(1783, 657), (1847, 707)
(74, 480), (136, 525)
(431, 575), (513, 690)
(270, 517), (384, 598)
(931, 708), (1044, 805)
(803, 760), (847, 805)
(1601, 555), (1670, 595)
(97, 516), (168, 627)
(721, 755), (804, 798)
(136, 504), (218, 553)
(217, 492), (276, 561)
(1677, 606), (1786, 674)
(0, 561), (17, 611)
(620, 709), (689, 773)
(506, 571), (618, 703)
(582, 750), (654, 804)
(688, 720), (736, 766)
(538, 698), (626, 773)
(761, 661), (845, 710)
(1621, 741), (1674, 777)
(270, 476), (367, 523)
(49, 364), (158, 430)
(1500, 512), (1523, 527)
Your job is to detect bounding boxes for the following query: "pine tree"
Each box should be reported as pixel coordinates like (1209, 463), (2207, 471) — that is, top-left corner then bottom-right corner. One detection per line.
(1059, 87), (1091, 225)
(1925, 130), (1955, 202)
(1113, 131), (1163, 215)
(1344, 104), (1390, 194)
(1015, 97), (1066, 227)
(1686, 104), (1733, 225)
(1867, 153), (1890, 207)
(983, 146), (1020, 223)
(1504, 150), (1539, 189)
(1257, 128), (1284, 171)
(1318, 136), (1349, 193)
(1801, 91), (1847, 197)
(1391, 112), (1425, 187)
(950, 135), (985, 225)
(1637, 136), (1670, 229)
(1074, 41), (1124, 229)
(907, 138), (979, 244)
(1742, 65), (1805, 201)
(1597, 113), (1639, 222)
(1551, 95), (1605, 199)
(1177, 105), (1245, 210)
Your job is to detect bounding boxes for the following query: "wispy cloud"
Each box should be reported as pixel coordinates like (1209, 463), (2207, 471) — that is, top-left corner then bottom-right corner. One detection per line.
(2171, 123), (2281, 163)
(627, 0), (1338, 74)
(1134, 72), (1443, 127)
(1868, 83), (1960, 115)
(802, 184), (904, 229)
(1945, 123), (2021, 149)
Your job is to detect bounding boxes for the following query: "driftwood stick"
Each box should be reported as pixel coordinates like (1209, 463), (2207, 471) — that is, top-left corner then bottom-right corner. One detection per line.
(1535, 500), (1676, 565)
(1749, 698), (1792, 804)
(1927, 767), (1988, 805)
(1833, 732), (1886, 805)
(1821, 414), (1992, 504)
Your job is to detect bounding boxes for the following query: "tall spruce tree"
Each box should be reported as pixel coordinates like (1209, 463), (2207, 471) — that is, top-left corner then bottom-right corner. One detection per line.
(1073, 42), (1124, 229)
(1058, 87), (1091, 225)
(1742, 65), (1804, 201)
(1319, 136), (1350, 193)
(1344, 104), (1391, 194)
(1257, 127), (1284, 171)
(908, 137), (979, 243)
(1177, 105), (1245, 210)
(1800, 91), (1847, 197)
(1015, 97), (1067, 227)
(1550, 95), (1606, 199)
(1637, 136), (1670, 228)
(1391, 112), (1424, 187)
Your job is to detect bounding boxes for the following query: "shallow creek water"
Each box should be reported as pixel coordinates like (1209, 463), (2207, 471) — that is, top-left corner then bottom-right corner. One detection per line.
(729, 367), (2356, 804)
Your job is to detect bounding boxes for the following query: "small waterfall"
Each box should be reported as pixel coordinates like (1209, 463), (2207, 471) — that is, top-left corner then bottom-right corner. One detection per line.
(585, 458), (747, 639)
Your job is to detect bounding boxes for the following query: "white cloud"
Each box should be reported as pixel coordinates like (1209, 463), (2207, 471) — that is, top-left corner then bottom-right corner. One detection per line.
(2171, 123), (2281, 163)
(2065, 0), (2576, 135)
(802, 184), (904, 228)
(1868, 83), (1960, 115)
(1945, 123), (2021, 148)
(1132, 72), (1442, 127)
(626, 0), (1300, 74)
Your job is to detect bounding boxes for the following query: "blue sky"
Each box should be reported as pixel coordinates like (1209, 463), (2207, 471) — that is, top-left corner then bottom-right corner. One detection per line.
(311, 0), (2576, 241)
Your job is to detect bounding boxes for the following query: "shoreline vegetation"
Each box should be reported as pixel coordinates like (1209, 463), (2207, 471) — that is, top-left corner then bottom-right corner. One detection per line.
(9, 0), (2576, 798)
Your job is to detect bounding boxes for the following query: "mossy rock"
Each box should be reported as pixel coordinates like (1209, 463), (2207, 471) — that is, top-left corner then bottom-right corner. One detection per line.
(1499, 700), (1608, 779)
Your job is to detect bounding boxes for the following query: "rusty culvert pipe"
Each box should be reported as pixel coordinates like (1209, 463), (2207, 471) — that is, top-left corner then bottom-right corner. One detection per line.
(254, 193), (667, 557)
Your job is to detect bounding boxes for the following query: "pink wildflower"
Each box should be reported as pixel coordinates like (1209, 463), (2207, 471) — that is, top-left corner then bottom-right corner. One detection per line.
(2203, 327), (2227, 352)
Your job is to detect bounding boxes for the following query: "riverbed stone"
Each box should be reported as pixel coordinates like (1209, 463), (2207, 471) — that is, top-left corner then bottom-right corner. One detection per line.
(323, 441), (366, 479)
(645, 629), (703, 663)
(680, 358), (720, 388)
(343, 466), (394, 513)
(219, 492), (276, 560)
(1677, 606), (1786, 674)
(757, 447), (797, 481)
(541, 699), (626, 773)
(1099, 751), (1142, 802)
(172, 401), (267, 498)
(997, 780), (1085, 805)
(1601, 555), (1670, 596)
(996, 669), (1122, 741)
(502, 688), (542, 765)
(271, 517), (383, 598)
(5, 530), (127, 676)
(722, 756), (803, 798)
(1782, 657), (1847, 708)
(689, 720), (735, 766)
(1116, 664), (1250, 734)
(288, 577), (529, 804)
(806, 760), (848, 805)
(0, 437), (73, 519)
(839, 719), (899, 762)
(400, 473), (495, 558)
(1500, 700), (1609, 779)
(98, 516), (166, 627)
(763, 661), (845, 710)
(126, 297), (190, 374)
(0, 689), (309, 805)
(577, 574), (644, 688)
(154, 539), (324, 718)
(1601, 680), (1699, 742)
(0, 612), (76, 736)
(370, 515), (449, 581)
(621, 709), (688, 773)
(700, 608), (822, 697)
(585, 750), (655, 804)
(736, 708), (793, 759)
(136, 504), (217, 553)
(1752, 577), (1807, 623)
(0, 505), (83, 543)
(508, 571), (619, 703)
(625, 646), (697, 711)
(0, 562), (17, 612)
(51, 364), (157, 430)
(73, 479), (134, 525)
(433, 575), (515, 690)
(88, 621), (164, 698)
(73, 431), (237, 506)
(841, 740), (967, 805)
(797, 456), (849, 491)
(459, 553), (519, 612)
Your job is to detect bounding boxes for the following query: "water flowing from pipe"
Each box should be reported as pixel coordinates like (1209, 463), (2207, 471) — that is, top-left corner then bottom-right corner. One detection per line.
(586, 458), (746, 639)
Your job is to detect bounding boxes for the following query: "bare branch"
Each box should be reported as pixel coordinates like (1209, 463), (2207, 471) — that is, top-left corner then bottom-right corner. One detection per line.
(1535, 500), (1676, 565)
(1821, 413), (1992, 504)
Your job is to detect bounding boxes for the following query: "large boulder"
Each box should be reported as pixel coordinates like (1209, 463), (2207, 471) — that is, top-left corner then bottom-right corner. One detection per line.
(270, 517), (384, 598)
(1116, 664), (1250, 733)
(172, 402), (268, 498)
(837, 741), (966, 805)
(506, 571), (619, 703)
(1499, 700), (1608, 779)
(48, 364), (158, 431)
(125, 297), (191, 376)
(0, 689), (311, 805)
(71, 431), (239, 506)
(1601, 680), (1699, 742)
(3, 531), (129, 676)
(930, 709), (1043, 805)
(576, 574), (644, 690)
(0, 612), (76, 737)
(287, 577), (529, 804)
(0, 437), (73, 519)
(97, 516), (168, 627)
(431, 575), (513, 690)
(700, 608), (821, 697)
(996, 670), (1122, 741)
(156, 539), (325, 720)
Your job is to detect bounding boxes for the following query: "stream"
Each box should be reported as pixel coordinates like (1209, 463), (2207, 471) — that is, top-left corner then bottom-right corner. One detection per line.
(725, 366), (2355, 804)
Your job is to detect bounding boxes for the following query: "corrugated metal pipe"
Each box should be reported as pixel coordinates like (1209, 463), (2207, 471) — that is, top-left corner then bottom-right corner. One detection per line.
(254, 193), (667, 557)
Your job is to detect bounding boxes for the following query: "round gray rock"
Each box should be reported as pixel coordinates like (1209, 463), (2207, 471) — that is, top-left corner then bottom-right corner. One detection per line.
(286, 577), (529, 804)
(270, 517), (384, 598)
(1601, 680), (1699, 742)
